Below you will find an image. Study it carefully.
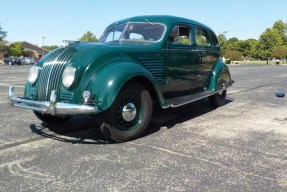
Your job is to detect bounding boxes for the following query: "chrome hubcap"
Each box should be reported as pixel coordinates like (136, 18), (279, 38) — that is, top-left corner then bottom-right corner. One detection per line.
(122, 103), (137, 122)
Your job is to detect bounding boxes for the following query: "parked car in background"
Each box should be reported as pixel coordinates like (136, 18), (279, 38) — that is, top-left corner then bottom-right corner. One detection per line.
(21, 57), (36, 65)
(8, 15), (233, 142)
(35, 58), (41, 63)
(4, 57), (21, 65)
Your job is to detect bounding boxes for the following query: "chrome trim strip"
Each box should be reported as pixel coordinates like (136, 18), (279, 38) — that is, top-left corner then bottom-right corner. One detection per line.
(171, 89), (226, 108)
(8, 85), (99, 115)
(164, 89), (227, 109)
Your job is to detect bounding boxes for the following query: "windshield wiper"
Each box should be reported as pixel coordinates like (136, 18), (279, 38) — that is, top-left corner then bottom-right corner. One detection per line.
(145, 19), (156, 27)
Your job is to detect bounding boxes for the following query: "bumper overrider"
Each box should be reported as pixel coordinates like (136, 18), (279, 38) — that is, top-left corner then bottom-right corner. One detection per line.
(8, 85), (99, 115)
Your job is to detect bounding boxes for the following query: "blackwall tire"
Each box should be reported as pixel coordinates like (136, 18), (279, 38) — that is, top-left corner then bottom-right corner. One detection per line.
(100, 82), (153, 142)
(208, 90), (227, 108)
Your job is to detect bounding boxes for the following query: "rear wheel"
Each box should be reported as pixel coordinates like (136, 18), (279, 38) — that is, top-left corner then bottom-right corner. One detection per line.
(100, 82), (153, 142)
(208, 90), (227, 108)
(33, 111), (71, 124)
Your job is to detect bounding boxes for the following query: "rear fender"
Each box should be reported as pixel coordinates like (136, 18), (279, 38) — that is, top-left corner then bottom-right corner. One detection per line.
(208, 60), (232, 92)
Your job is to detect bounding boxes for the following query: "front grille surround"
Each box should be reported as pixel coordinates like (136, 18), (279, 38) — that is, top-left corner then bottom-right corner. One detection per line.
(37, 47), (77, 101)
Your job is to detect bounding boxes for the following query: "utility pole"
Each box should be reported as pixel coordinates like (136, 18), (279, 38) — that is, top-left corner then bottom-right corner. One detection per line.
(42, 36), (46, 57)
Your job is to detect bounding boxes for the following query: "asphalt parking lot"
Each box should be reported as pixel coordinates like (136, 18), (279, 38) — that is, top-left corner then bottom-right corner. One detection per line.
(0, 64), (287, 191)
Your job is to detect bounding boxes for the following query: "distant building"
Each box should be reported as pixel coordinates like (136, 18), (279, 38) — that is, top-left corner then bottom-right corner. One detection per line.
(0, 41), (49, 60)
(0, 52), (4, 60)
(21, 41), (49, 59)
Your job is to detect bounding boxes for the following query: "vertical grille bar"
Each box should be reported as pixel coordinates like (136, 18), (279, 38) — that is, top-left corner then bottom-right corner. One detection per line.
(38, 64), (52, 100)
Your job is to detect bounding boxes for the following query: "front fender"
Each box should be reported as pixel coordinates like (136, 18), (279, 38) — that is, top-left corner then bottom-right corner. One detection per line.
(208, 60), (232, 91)
(86, 62), (164, 111)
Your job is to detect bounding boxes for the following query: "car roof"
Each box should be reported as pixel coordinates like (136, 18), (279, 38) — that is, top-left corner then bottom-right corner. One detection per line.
(106, 15), (213, 31)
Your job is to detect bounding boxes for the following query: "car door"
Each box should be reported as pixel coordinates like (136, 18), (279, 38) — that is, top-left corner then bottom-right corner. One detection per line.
(192, 26), (218, 94)
(163, 24), (197, 99)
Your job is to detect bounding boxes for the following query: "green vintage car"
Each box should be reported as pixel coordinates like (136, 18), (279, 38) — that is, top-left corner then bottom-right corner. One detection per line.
(9, 15), (232, 142)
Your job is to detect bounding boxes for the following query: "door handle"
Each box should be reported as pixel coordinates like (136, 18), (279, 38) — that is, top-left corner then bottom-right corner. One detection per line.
(191, 49), (199, 52)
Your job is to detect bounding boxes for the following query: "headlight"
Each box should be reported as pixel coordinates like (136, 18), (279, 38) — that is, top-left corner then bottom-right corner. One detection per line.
(28, 66), (39, 84)
(62, 65), (77, 89)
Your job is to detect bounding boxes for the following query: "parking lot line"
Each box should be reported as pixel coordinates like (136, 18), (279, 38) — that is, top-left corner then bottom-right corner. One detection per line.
(0, 69), (29, 73)
(0, 84), (25, 88)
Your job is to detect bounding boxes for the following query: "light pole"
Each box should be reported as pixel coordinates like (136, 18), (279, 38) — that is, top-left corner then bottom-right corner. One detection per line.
(219, 31), (227, 38)
(218, 31), (227, 42)
(42, 36), (46, 57)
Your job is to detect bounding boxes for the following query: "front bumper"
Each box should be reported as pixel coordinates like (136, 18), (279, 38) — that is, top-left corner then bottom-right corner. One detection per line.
(8, 85), (99, 115)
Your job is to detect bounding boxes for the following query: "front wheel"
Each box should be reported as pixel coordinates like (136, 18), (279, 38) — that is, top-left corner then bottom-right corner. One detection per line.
(208, 90), (227, 108)
(100, 82), (153, 142)
(33, 111), (71, 124)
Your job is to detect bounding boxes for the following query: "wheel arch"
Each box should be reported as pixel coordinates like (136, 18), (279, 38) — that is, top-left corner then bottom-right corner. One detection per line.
(86, 61), (166, 111)
(125, 76), (164, 108)
(208, 60), (232, 91)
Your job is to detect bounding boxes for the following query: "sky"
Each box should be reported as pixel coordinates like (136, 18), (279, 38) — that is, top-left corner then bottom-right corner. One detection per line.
(1, 0), (287, 46)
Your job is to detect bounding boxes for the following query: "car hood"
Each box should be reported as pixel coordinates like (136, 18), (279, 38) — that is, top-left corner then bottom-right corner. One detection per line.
(40, 41), (160, 69)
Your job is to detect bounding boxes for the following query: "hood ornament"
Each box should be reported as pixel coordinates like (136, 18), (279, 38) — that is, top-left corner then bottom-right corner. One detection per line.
(63, 40), (80, 47)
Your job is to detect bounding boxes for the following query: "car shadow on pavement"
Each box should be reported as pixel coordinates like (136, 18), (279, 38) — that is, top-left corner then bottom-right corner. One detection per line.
(30, 97), (234, 144)
(30, 116), (110, 144)
(143, 97), (234, 138)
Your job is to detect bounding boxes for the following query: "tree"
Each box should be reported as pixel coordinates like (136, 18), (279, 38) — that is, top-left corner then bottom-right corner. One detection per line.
(0, 23), (8, 52)
(237, 39), (258, 58)
(79, 31), (98, 42)
(9, 42), (24, 56)
(42, 45), (59, 51)
(218, 33), (227, 56)
(255, 28), (282, 64)
(0, 24), (7, 41)
(272, 46), (287, 61)
(227, 37), (240, 51)
(0, 40), (8, 52)
(273, 20), (287, 32)
(225, 50), (243, 61)
(272, 20), (287, 45)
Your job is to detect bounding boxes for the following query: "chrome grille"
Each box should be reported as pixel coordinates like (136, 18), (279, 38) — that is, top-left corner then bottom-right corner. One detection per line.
(37, 47), (77, 101)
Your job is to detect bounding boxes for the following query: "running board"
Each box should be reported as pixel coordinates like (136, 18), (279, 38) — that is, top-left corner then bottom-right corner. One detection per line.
(165, 90), (224, 108)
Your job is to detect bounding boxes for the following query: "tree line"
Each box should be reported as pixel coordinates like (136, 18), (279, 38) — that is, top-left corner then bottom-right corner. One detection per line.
(218, 20), (287, 63)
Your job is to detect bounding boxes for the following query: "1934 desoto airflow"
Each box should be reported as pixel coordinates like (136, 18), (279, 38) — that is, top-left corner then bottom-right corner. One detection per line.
(8, 16), (232, 142)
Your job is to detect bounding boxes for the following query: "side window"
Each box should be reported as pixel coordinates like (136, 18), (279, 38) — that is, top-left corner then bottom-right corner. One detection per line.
(102, 23), (126, 43)
(105, 31), (122, 42)
(195, 28), (211, 46)
(210, 32), (219, 47)
(170, 26), (192, 45)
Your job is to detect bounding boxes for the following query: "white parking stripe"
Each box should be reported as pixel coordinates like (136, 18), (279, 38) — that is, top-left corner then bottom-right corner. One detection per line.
(0, 70), (28, 73)
(0, 84), (25, 88)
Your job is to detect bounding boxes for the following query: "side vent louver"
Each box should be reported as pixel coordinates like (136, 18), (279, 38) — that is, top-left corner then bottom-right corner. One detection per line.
(139, 59), (164, 84)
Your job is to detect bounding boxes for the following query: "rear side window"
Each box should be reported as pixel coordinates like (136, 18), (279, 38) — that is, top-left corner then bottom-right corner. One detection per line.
(195, 28), (211, 46)
(210, 32), (219, 47)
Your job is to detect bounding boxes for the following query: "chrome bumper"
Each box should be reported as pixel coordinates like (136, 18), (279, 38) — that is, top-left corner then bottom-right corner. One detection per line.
(8, 85), (99, 115)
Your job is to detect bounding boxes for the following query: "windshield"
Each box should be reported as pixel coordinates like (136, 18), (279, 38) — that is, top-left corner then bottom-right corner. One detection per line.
(100, 22), (166, 44)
